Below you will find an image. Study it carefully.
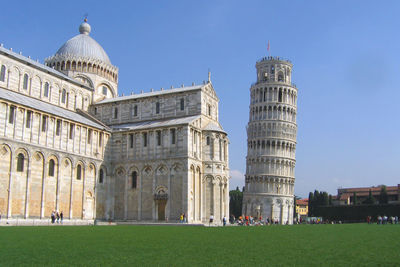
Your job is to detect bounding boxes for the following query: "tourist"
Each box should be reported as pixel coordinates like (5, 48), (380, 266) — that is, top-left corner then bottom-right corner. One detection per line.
(377, 215), (382, 224)
(180, 213), (183, 223)
(183, 213), (186, 223)
(209, 214), (214, 226)
(56, 211), (60, 223)
(0, 211), (2, 222)
(60, 211), (63, 224)
(223, 216), (227, 226)
(51, 211), (56, 224)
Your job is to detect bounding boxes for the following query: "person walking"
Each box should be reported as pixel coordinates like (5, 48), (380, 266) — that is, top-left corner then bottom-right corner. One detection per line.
(51, 211), (55, 224)
(56, 212), (60, 223)
(223, 216), (227, 226)
(209, 215), (214, 226)
(60, 211), (63, 224)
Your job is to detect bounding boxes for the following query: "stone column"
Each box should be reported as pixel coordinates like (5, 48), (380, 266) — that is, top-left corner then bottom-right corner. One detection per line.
(24, 158), (31, 219)
(124, 171), (128, 220)
(40, 159), (48, 218)
(81, 168), (86, 219)
(69, 167), (74, 219)
(7, 151), (14, 219)
(55, 160), (61, 213)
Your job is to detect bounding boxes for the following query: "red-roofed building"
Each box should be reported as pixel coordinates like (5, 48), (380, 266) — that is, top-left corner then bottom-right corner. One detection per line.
(296, 198), (308, 218)
(335, 185), (400, 205)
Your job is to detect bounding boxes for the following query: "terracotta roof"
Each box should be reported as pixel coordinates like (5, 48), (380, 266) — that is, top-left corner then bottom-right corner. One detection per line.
(296, 199), (308, 205)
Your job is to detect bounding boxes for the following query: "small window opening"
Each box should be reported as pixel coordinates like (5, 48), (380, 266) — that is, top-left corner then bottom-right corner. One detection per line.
(180, 98), (184, 111)
(0, 65), (6, 82)
(170, 129), (176, 144)
(69, 124), (74, 139)
(23, 74), (29, 90)
(41, 115), (47, 132)
(156, 102), (160, 114)
(143, 132), (147, 147)
(44, 82), (49, 97)
(48, 159), (55, 177)
(88, 129), (92, 144)
(56, 120), (61, 136)
(26, 111), (32, 128)
(129, 134), (134, 148)
(131, 171), (137, 189)
(61, 89), (67, 104)
(17, 153), (24, 172)
(157, 131), (161, 146)
(76, 165), (82, 180)
(9, 106), (15, 124)
(99, 169), (104, 184)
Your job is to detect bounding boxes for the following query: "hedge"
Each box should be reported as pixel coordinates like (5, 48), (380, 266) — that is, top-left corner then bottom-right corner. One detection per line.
(313, 204), (400, 222)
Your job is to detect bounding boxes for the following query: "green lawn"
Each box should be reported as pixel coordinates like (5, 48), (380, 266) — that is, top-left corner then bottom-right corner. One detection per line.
(0, 224), (399, 266)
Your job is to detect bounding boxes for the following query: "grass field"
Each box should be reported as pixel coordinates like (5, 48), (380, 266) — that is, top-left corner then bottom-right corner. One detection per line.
(0, 224), (399, 266)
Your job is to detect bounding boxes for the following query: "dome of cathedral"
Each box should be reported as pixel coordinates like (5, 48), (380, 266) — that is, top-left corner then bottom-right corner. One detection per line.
(54, 20), (111, 64)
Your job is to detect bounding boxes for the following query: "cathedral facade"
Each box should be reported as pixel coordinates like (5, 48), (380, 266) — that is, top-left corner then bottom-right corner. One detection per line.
(0, 20), (229, 224)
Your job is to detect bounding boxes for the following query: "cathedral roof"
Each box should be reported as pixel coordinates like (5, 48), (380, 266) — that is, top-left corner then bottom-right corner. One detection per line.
(0, 88), (108, 130)
(52, 20), (111, 65)
(203, 121), (226, 134)
(97, 84), (204, 104)
(111, 115), (201, 131)
(0, 46), (91, 90)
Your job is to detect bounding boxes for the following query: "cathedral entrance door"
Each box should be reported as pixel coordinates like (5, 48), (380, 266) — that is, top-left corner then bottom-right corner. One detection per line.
(157, 200), (167, 221)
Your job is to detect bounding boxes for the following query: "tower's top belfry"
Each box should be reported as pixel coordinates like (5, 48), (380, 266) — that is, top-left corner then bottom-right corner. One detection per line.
(255, 56), (293, 86)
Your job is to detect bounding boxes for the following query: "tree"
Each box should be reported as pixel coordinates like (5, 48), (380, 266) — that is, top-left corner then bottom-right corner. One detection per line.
(328, 194), (333, 206)
(353, 192), (357, 205)
(364, 189), (376, 205)
(229, 187), (243, 218)
(379, 185), (388, 204)
(308, 192), (314, 216)
(322, 192), (329, 206)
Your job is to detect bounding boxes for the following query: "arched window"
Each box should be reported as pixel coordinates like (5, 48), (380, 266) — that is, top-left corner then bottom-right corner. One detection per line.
(0, 65), (6, 82)
(102, 86), (107, 96)
(17, 153), (24, 172)
(278, 73), (284, 82)
(76, 165), (82, 180)
(99, 169), (104, 184)
(131, 171), (137, 189)
(44, 82), (49, 97)
(61, 89), (66, 104)
(180, 98), (184, 111)
(48, 159), (55, 177)
(23, 74), (29, 90)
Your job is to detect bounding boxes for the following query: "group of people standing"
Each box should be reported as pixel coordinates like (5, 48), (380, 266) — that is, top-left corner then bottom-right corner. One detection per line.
(179, 213), (187, 223)
(51, 211), (63, 224)
(375, 215), (398, 224)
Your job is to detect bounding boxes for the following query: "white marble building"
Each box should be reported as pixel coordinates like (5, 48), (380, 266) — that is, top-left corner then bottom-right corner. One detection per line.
(242, 56), (297, 224)
(0, 20), (229, 224)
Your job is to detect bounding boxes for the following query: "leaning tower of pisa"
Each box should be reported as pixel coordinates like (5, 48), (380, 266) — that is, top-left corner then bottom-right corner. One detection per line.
(242, 56), (298, 224)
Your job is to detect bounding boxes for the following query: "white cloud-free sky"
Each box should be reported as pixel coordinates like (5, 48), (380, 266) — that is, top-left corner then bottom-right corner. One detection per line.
(2, 0), (400, 197)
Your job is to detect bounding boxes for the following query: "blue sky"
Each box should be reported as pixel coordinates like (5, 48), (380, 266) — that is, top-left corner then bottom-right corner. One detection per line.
(2, 0), (400, 197)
